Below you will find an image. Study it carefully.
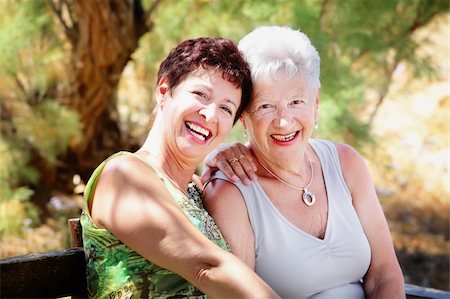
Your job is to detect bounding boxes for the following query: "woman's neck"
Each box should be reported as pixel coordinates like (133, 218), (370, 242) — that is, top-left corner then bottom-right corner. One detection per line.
(251, 145), (310, 185)
(139, 131), (197, 193)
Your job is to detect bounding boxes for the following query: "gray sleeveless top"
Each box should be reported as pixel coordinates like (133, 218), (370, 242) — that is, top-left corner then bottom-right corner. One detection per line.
(210, 139), (371, 298)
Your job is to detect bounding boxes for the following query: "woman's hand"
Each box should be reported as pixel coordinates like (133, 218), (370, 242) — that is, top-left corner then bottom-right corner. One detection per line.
(201, 143), (258, 185)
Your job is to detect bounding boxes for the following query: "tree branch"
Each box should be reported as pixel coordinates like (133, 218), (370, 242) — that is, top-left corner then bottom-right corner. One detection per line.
(319, 0), (330, 22)
(50, 0), (78, 45)
(368, 48), (405, 125)
(407, 0), (447, 34)
(367, 1), (446, 123)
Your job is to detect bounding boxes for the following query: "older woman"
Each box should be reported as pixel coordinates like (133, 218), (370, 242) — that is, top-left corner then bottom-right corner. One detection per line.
(81, 37), (278, 298)
(202, 26), (405, 298)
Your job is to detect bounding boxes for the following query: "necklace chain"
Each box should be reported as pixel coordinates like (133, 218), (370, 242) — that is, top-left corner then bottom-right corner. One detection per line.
(259, 150), (316, 207)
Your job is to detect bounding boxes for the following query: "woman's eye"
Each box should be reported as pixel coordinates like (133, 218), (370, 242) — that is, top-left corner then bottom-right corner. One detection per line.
(259, 103), (273, 109)
(193, 91), (207, 99)
(220, 106), (233, 116)
(291, 99), (304, 105)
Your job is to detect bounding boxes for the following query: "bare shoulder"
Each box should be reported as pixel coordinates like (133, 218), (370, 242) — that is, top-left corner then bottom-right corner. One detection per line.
(96, 153), (167, 205)
(334, 142), (372, 194)
(99, 154), (161, 187)
(203, 179), (245, 211)
(334, 142), (363, 164)
(90, 153), (166, 227)
(334, 142), (367, 172)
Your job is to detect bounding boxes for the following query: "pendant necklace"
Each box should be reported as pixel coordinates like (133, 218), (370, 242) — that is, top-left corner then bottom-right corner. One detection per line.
(259, 150), (316, 207)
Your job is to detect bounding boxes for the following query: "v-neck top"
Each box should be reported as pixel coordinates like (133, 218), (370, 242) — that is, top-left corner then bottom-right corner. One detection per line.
(211, 139), (371, 298)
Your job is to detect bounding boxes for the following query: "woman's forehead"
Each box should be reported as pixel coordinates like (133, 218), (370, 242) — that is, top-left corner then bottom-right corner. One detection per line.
(254, 79), (308, 100)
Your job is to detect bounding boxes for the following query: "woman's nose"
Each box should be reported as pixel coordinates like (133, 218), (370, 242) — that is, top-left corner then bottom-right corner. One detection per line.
(200, 104), (218, 123)
(276, 107), (290, 127)
(279, 118), (289, 127)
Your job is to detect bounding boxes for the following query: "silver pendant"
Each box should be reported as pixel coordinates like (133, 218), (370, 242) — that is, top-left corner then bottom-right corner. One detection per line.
(302, 187), (316, 206)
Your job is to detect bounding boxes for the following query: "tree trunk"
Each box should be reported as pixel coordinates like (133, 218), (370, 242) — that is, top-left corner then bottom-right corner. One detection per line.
(52, 0), (161, 183)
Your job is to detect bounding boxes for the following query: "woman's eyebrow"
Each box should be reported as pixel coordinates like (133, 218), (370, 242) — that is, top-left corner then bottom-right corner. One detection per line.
(225, 99), (238, 110)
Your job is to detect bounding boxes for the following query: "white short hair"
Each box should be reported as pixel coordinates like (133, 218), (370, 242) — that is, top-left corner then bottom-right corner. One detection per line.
(238, 26), (321, 99)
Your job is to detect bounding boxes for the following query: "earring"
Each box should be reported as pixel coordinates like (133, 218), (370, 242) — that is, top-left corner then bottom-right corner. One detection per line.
(243, 129), (247, 139)
(314, 121), (319, 129)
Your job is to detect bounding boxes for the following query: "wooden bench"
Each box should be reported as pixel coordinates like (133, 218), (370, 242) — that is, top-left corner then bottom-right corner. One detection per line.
(0, 219), (87, 298)
(1, 218), (448, 298)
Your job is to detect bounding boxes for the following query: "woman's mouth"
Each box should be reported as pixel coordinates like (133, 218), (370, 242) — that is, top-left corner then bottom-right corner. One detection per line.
(270, 131), (299, 143)
(185, 121), (212, 142)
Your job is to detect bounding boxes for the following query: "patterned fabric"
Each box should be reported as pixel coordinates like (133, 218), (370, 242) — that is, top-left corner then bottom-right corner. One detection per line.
(81, 152), (230, 299)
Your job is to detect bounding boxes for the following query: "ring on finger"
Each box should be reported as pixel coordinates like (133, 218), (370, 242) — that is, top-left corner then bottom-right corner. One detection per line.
(228, 154), (245, 164)
(228, 157), (239, 164)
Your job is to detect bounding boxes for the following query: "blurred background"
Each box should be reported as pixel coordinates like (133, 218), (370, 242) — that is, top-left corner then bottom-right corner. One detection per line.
(0, 0), (448, 291)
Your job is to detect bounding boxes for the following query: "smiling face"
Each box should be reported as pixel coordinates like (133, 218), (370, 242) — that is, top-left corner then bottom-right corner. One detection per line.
(242, 72), (318, 167)
(158, 67), (241, 161)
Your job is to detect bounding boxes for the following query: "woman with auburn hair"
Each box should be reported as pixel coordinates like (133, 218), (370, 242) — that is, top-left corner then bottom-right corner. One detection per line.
(81, 37), (278, 298)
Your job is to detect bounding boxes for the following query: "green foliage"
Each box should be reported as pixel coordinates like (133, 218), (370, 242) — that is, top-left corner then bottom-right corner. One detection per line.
(0, 1), (53, 76)
(0, 137), (39, 237)
(0, 187), (39, 237)
(0, 137), (39, 186)
(12, 100), (81, 164)
(0, 98), (79, 235)
(0, 0), (81, 237)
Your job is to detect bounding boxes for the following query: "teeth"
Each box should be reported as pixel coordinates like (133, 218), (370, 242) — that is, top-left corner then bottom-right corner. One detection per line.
(190, 130), (206, 141)
(186, 121), (210, 141)
(271, 132), (297, 141)
(186, 122), (210, 136)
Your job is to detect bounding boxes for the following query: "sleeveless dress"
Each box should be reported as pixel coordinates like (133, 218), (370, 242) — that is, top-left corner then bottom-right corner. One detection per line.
(210, 139), (371, 299)
(81, 152), (230, 299)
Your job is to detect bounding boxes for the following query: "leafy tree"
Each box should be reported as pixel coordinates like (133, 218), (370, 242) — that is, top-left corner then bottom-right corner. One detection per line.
(134, 0), (449, 149)
(0, 0), (163, 237)
(0, 0), (79, 234)
(50, 0), (162, 180)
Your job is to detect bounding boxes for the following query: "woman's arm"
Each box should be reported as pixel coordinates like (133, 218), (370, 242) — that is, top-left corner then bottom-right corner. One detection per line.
(90, 155), (277, 298)
(336, 143), (405, 299)
(203, 179), (256, 269)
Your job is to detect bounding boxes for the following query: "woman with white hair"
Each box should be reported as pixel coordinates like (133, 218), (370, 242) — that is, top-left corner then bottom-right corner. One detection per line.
(202, 26), (405, 298)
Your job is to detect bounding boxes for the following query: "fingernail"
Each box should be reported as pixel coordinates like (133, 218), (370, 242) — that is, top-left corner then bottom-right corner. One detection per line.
(243, 178), (251, 185)
(232, 175), (239, 182)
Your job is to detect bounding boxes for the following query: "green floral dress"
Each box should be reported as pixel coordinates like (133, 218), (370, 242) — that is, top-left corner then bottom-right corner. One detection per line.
(80, 152), (230, 299)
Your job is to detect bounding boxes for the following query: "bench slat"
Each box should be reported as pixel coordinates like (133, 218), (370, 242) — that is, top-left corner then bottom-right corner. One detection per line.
(0, 247), (88, 298)
(405, 283), (450, 299)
